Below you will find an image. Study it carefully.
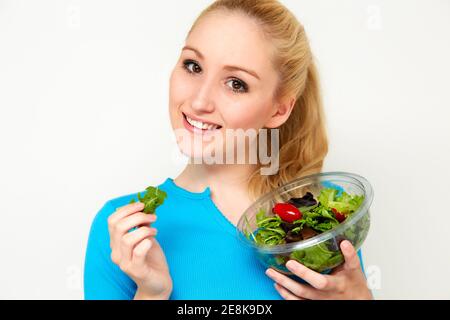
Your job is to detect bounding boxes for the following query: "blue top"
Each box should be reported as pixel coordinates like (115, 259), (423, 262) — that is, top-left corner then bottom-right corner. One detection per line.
(84, 177), (365, 300)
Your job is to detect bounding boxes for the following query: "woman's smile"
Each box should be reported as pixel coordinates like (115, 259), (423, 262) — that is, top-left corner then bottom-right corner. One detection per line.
(182, 111), (223, 135)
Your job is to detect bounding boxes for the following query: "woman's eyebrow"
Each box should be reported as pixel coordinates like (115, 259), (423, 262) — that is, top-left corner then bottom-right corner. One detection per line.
(182, 45), (260, 80)
(223, 65), (260, 80)
(183, 45), (204, 59)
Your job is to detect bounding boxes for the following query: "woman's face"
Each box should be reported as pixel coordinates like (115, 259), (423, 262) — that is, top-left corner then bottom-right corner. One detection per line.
(169, 11), (292, 161)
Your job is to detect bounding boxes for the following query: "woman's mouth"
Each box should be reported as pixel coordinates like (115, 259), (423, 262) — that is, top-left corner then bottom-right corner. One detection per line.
(182, 112), (222, 134)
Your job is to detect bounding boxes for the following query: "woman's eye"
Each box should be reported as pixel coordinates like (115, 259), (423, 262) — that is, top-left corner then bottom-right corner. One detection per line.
(182, 60), (202, 74)
(182, 60), (248, 94)
(226, 78), (248, 93)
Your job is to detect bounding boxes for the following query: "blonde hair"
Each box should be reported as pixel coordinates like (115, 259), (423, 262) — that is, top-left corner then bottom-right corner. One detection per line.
(188, 0), (328, 201)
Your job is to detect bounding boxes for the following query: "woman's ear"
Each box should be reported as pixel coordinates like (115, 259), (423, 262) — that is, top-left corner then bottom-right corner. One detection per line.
(264, 96), (296, 129)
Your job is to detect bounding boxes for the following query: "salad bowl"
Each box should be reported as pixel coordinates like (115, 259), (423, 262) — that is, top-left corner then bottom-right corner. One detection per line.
(236, 172), (373, 275)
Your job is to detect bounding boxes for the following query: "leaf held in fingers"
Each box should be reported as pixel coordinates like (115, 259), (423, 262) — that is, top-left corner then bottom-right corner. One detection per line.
(129, 186), (168, 214)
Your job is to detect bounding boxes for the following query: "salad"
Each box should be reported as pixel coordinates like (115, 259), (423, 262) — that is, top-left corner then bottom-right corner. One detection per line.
(129, 186), (167, 214)
(244, 187), (369, 273)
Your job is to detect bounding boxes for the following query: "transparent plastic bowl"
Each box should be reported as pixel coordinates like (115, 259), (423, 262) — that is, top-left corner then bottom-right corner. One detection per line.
(236, 172), (373, 275)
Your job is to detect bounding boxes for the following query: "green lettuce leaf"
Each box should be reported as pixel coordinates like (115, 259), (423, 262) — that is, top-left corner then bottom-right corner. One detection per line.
(128, 186), (167, 214)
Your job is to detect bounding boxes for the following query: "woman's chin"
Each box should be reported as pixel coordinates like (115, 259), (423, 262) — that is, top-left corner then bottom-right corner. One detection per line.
(177, 143), (223, 163)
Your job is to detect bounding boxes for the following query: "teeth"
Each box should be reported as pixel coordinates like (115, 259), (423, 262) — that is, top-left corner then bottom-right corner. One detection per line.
(186, 115), (219, 130)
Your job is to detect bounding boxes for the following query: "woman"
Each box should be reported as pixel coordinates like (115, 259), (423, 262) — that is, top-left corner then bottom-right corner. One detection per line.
(84, 0), (373, 300)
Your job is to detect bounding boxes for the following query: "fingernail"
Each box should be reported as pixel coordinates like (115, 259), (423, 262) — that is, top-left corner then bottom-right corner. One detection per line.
(342, 240), (351, 249)
(286, 260), (295, 269)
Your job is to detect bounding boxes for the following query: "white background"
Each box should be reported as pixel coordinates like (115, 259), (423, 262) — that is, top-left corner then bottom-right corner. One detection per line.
(0, 0), (449, 299)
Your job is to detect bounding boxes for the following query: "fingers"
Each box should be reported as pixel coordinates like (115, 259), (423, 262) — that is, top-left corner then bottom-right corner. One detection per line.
(109, 202), (144, 225)
(107, 202), (158, 270)
(266, 242), (365, 300)
(120, 227), (157, 262)
(116, 212), (157, 234)
(132, 238), (153, 268)
(340, 240), (360, 271)
(274, 283), (305, 300)
(110, 213), (157, 248)
(265, 268), (323, 300)
(285, 260), (334, 290)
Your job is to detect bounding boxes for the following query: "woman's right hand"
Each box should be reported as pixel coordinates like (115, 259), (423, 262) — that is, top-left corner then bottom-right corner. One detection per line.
(107, 202), (172, 299)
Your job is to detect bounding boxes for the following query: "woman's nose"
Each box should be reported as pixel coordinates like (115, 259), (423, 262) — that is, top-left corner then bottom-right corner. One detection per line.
(191, 79), (215, 113)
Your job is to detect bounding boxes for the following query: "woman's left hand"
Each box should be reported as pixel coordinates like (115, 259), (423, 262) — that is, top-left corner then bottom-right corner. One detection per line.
(265, 240), (373, 300)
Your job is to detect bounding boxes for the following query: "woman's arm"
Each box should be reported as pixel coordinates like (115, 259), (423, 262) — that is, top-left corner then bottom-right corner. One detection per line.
(84, 201), (137, 300)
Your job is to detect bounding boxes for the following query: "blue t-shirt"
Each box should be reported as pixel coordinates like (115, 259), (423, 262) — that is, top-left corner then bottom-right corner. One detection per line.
(84, 177), (365, 299)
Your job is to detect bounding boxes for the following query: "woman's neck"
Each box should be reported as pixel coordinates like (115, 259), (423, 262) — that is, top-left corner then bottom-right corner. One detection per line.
(174, 163), (258, 195)
(174, 163), (259, 225)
